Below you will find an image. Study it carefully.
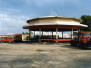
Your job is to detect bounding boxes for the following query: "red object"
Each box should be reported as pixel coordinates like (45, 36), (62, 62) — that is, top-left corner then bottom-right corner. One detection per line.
(14, 34), (22, 42)
(79, 32), (91, 43)
(0, 34), (22, 43)
(71, 32), (91, 48)
(0, 37), (13, 43)
(53, 39), (71, 42)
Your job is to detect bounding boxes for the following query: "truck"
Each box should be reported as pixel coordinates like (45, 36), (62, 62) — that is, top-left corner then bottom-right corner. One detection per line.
(0, 36), (13, 43)
(71, 32), (91, 49)
(14, 34), (22, 42)
(0, 34), (22, 43)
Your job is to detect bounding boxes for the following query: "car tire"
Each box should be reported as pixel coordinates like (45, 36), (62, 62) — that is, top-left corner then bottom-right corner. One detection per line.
(0, 41), (3, 43)
(79, 42), (85, 49)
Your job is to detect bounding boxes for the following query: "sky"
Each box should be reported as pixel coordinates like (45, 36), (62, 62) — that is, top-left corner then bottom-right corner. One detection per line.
(0, 0), (91, 34)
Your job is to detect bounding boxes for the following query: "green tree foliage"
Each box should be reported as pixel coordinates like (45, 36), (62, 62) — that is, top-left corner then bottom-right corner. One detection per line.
(22, 32), (25, 34)
(26, 32), (29, 34)
(22, 32), (29, 35)
(81, 15), (91, 31)
(22, 32), (33, 35)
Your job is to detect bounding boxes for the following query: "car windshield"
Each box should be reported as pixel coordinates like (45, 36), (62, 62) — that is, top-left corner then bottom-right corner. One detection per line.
(82, 33), (91, 37)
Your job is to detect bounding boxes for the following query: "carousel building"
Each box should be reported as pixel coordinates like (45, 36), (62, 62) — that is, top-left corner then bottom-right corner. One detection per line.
(23, 16), (88, 42)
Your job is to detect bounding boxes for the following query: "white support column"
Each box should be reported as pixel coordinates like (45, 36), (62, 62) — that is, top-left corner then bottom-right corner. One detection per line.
(34, 30), (35, 42)
(29, 29), (31, 42)
(72, 28), (73, 39)
(39, 29), (41, 42)
(56, 28), (58, 43)
(62, 30), (63, 39)
(42, 31), (43, 36)
(52, 31), (53, 39)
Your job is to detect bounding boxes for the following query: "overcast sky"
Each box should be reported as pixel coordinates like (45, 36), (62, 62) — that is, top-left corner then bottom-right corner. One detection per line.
(0, 0), (91, 34)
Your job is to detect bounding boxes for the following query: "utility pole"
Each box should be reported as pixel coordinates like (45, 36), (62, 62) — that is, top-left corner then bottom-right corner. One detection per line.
(3, 0), (5, 36)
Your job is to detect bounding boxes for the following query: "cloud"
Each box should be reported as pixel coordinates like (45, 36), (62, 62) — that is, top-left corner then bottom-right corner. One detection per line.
(0, 13), (28, 34)
(0, 0), (91, 34)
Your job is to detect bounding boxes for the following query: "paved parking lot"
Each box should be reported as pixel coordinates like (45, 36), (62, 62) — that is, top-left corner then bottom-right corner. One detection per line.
(0, 43), (91, 68)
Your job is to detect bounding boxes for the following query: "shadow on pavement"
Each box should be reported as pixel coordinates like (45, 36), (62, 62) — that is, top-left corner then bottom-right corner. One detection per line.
(60, 44), (81, 50)
(61, 44), (91, 50)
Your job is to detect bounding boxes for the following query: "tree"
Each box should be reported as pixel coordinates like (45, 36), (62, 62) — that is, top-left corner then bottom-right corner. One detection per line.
(26, 32), (29, 34)
(81, 15), (91, 31)
(22, 32), (25, 34)
(22, 31), (33, 35)
(22, 32), (29, 34)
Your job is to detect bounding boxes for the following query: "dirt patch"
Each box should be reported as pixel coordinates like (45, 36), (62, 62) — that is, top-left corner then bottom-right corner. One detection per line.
(36, 49), (46, 52)
(0, 43), (91, 68)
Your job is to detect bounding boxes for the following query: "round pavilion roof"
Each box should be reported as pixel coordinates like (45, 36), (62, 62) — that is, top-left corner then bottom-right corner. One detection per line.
(23, 16), (88, 30)
(27, 16), (82, 23)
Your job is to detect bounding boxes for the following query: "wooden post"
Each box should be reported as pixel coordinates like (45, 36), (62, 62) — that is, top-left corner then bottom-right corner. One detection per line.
(56, 28), (58, 43)
(39, 29), (41, 42)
